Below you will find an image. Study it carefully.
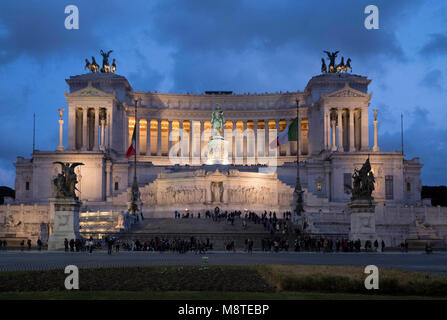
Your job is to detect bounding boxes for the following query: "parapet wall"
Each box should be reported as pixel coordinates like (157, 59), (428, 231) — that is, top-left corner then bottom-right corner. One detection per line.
(0, 204), (52, 244)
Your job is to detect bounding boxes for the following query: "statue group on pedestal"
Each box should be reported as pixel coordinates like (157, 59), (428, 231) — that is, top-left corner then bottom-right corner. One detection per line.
(85, 49), (116, 73)
(321, 51), (352, 73)
(349, 157), (375, 201)
(53, 162), (84, 199)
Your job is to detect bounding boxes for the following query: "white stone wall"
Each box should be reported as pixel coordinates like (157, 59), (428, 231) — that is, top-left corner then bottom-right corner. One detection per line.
(0, 204), (52, 243)
(15, 152), (105, 203)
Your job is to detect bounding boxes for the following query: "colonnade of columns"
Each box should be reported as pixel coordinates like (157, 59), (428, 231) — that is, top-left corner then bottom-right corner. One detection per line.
(324, 107), (368, 152)
(74, 107), (109, 151)
(126, 117), (309, 164)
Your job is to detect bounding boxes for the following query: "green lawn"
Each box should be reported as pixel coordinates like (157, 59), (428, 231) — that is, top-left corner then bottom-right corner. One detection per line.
(1, 265), (447, 300)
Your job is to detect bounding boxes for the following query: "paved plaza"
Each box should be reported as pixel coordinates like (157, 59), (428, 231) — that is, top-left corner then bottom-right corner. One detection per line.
(0, 251), (446, 276)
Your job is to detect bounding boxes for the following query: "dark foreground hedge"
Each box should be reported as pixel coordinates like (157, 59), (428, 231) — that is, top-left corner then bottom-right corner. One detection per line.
(1, 265), (446, 297)
(0, 266), (274, 292)
(281, 275), (447, 297)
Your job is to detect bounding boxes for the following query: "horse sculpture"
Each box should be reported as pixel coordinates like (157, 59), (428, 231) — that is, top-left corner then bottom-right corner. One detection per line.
(91, 56), (99, 72)
(321, 58), (327, 73)
(100, 49), (113, 73)
(342, 58), (352, 73)
(85, 58), (99, 73)
(336, 56), (345, 73)
(84, 50), (117, 74)
(111, 58), (116, 73)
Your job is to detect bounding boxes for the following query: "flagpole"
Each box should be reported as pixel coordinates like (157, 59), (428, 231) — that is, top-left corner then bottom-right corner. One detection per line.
(296, 99), (301, 190)
(130, 98), (140, 219)
(294, 99), (304, 226)
(33, 113), (36, 153)
(134, 99), (137, 181)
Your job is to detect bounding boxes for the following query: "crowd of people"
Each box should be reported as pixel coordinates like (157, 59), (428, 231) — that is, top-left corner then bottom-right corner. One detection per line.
(0, 209), (408, 255)
(172, 209), (292, 236)
(63, 237), (100, 253)
(261, 237), (290, 252)
(103, 236), (213, 254)
(291, 236), (386, 253)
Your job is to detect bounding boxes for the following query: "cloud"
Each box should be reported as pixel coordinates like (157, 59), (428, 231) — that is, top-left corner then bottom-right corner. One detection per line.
(149, 0), (423, 91)
(420, 69), (443, 90)
(420, 33), (447, 57)
(379, 106), (447, 186)
(0, 166), (15, 187)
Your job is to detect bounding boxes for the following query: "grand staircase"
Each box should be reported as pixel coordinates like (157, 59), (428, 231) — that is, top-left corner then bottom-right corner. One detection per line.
(115, 217), (291, 250)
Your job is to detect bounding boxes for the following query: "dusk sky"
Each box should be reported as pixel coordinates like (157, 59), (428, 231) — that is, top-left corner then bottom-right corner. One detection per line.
(0, 0), (446, 187)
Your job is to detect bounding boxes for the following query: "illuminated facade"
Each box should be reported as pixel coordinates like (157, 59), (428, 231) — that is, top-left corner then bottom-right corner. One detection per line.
(4, 71), (438, 246)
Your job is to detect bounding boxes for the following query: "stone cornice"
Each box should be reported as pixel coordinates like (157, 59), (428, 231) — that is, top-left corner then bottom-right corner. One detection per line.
(305, 73), (371, 91)
(65, 82), (118, 103)
(129, 91), (306, 110)
(66, 73), (132, 90)
(321, 83), (372, 101)
(123, 107), (306, 120)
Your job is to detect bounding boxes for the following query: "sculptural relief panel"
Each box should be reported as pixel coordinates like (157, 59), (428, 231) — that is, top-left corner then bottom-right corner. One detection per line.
(227, 186), (276, 204)
(157, 185), (206, 205)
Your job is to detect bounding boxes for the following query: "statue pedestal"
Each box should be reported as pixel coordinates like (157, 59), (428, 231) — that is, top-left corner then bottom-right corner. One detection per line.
(348, 199), (378, 245)
(207, 136), (229, 164)
(127, 200), (143, 223)
(47, 198), (81, 250)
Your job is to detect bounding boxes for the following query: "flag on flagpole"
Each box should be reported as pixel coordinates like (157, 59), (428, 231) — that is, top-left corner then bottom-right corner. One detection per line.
(270, 118), (298, 149)
(125, 127), (136, 158)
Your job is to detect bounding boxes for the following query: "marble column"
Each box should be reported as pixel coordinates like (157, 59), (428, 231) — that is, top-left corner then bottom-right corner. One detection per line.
(107, 109), (112, 152)
(123, 113), (129, 153)
(337, 108), (343, 152)
(94, 108), (99, 151)
(274, 119), (279, 157)
(254, 120), (258, 162)
(232, 120), (236, 163)
(243, 120), (247, 163)
(360, 108), (369, 151)
(331, 119), (337, 151)
(373, 110), (380, 152)
(157, 119), (162, 156)
(189, 120), (195, 163)
(264, 119), (269, 158)
(195, 120), (201, 163)
(168, 120), (172, 156)
(105, 162), (112, 199)
(82, 107), (88, 151)
(189, 120), (194, 163)
(100, 118), (105, 151)
(68, 107), (75, 150)
(349, 108), (355, 152)
(57, 119), (64, 151)
(146, 118), (151, 156)
(179, 120), (184, 158)
(200, 120), (205, 163)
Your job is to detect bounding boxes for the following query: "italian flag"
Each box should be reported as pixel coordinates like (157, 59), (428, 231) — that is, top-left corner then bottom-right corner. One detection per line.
(270, 118), (298, 149)
(125, 127), (136, 158)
